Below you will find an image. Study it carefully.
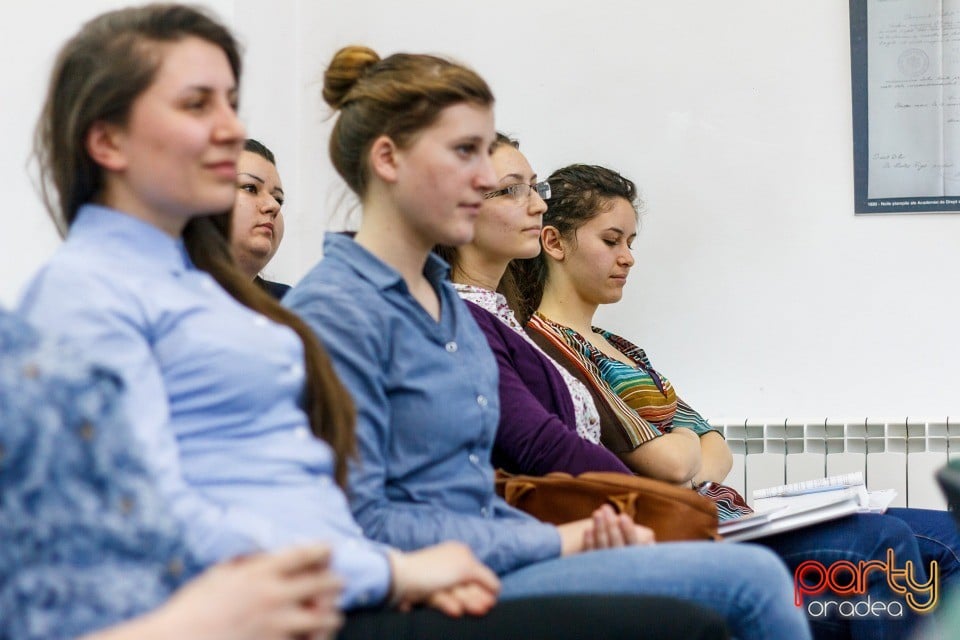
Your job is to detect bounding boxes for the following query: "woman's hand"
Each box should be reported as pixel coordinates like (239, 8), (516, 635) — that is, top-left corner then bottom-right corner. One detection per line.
(583, 504), (655, 549)
(88, 545), (344, 640)
(388, 542), (500, 617)
(557, 505), (655, 555)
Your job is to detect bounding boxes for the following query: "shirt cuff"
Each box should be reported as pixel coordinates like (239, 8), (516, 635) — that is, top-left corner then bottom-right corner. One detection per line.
(332, 538), (392, 610)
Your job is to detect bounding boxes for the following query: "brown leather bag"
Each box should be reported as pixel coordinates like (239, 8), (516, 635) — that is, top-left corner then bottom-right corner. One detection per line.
(496, 470), (719, 542)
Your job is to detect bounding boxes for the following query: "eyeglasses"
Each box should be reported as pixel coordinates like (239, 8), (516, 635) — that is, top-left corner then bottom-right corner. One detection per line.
(483, 181), (551, 201)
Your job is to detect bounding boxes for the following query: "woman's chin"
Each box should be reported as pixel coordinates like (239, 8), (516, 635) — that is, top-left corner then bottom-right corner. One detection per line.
(516, 239), (542, 260)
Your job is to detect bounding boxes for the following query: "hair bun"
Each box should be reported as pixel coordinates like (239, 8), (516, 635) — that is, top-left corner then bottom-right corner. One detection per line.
(323, 46), (380, 109)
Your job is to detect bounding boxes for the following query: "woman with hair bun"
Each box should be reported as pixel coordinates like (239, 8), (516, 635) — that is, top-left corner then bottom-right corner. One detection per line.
(285, 45), (811, 640)
(15, 6), (729, 639)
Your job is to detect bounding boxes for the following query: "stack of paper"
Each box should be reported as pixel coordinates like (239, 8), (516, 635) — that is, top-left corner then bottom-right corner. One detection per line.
(719, 473), (898, 542)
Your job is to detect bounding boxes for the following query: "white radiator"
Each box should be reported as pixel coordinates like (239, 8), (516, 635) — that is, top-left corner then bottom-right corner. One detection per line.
(708, 417), (960, 510)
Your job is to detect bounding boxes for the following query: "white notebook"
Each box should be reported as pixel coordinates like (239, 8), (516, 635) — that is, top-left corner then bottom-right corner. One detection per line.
(720, 488), (862, 542)
(751, 472), (897, 514)
(753, 472), (864, 499)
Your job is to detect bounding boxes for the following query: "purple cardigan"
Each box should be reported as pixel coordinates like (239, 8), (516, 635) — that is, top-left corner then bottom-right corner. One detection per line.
(464, 301), (631, 475)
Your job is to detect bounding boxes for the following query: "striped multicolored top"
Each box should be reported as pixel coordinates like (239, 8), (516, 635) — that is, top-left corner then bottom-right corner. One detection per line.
(596, 331), (716, 437)
(528, 313), (751, 521)
(528, 313), (717, 451)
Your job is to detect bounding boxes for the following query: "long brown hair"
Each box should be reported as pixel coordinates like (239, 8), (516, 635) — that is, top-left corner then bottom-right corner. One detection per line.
(510, 164), (641, 324)
(184, 216), (356, 486)
(34, 4), (356, 485)
(34, 3), (242, 234)
(323, 45), (494, 196)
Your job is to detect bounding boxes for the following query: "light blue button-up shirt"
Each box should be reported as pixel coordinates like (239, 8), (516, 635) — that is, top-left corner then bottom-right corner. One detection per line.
(285, 234), (561, 574)
(19, 206), (390, 609)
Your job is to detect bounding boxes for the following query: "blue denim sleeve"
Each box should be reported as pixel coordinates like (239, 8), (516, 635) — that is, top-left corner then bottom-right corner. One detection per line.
(287, 286), (561, 575)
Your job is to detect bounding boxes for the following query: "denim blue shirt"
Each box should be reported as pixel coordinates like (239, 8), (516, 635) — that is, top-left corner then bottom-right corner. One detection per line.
(0, 308), (195, 639)
(285, 233), (561, 574)
(19, 206), (390, 609)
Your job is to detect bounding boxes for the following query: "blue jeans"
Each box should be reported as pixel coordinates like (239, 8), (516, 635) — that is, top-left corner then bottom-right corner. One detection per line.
(759, 513), (940, 640)
(498, 542), (810, 640)
(885, 508), (960, 592)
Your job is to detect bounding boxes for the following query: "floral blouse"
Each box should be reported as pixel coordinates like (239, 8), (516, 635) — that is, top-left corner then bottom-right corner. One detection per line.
(454, 284), (601, 444)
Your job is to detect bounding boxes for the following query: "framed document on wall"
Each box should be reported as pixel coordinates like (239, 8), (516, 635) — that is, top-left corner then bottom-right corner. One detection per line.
(851, 0), (960, 213)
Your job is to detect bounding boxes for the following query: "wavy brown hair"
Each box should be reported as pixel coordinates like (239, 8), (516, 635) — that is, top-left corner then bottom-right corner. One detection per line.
(510, 164), (641, 324)
(34, 3), (356, 485)
(323, 45), (495, 196)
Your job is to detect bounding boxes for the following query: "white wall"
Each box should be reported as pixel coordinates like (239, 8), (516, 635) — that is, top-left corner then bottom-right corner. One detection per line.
(4, 1), (958, 419)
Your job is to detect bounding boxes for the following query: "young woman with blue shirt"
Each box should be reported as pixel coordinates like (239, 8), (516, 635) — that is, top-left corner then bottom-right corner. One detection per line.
(17, 6), (730, 638)
(436, 139), (955, 638)
(284, 45), (811, 640)
(0, 306), (342, 640)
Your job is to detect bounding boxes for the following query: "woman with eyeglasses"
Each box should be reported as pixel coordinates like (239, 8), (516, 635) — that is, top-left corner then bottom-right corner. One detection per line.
(435, 134), (632, 477)
(285, 46), (811, 640)
(513, 161), (960, 640)
(14, 8), (732, 637)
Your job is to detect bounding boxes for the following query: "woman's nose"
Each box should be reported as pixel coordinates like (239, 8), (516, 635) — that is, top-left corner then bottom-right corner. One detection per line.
(475, 154), (497, 193)
(529, 191), (548, 216)
(261, 196), (281, 216)
(213, 100), (245, 144)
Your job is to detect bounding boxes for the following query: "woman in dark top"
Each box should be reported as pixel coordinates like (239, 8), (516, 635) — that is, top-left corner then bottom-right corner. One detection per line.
(230, 138), (291, 299)
(438, 133), (631, 476)
(14, 5), (731, 639)
(517, 162), (960, 640)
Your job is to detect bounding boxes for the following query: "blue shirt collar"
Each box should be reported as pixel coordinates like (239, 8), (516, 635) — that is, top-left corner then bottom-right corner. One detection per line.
(321, 232), (451, 292)
(70, 204), (193, 275)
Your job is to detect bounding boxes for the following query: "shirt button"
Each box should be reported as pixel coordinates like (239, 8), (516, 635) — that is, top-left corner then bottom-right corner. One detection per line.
(289, 363), (304, 377)
(119, 496), (136, 515)
(79, 422), (95, 441)
(294, 426), (311, 439)
(476, 395), (488, 407)
(319, 476), (331, 487)
(468, 453), (479, 465)
(200, 279), (216, 291)
(253, 315), (269, 327)
(445, 341), (458, 353)
(166, 558), (185, 578)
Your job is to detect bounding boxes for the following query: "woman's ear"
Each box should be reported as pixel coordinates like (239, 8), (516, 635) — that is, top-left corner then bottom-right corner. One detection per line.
(368, 135), (399, 184)
(541, 225), (565, 261)
(85, 121), (127, 172)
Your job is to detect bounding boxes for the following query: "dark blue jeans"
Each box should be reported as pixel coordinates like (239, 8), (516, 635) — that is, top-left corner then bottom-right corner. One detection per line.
(885, 508), (960, 591)
(759, 509), (958, 640)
